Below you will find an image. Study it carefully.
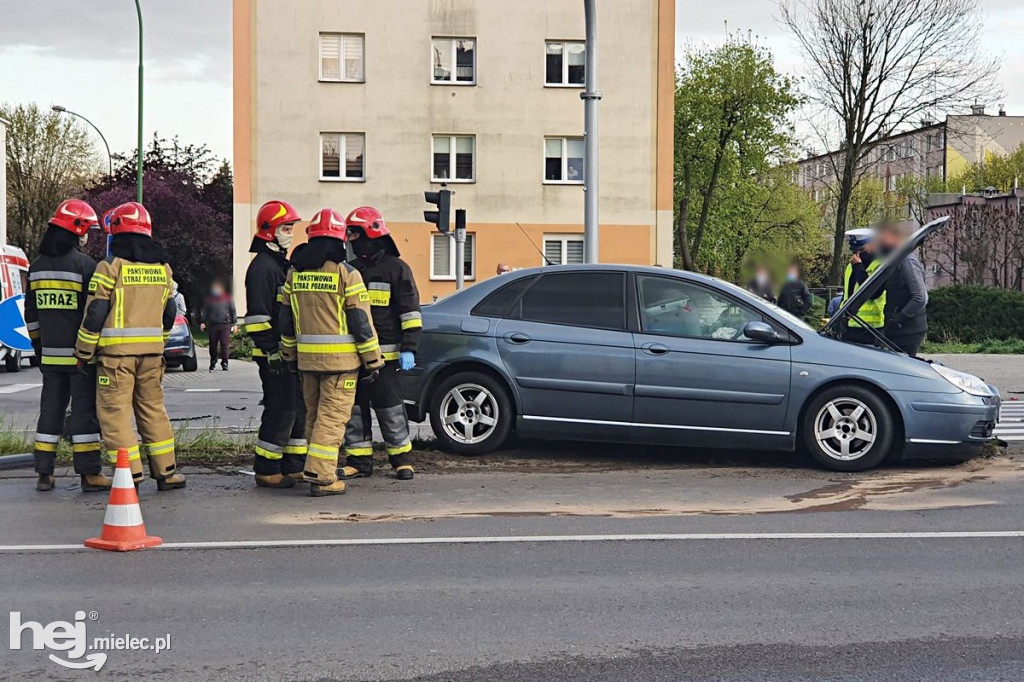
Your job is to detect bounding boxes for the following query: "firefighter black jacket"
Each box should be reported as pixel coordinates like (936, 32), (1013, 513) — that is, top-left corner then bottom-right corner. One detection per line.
(25, 247), (96, 372)
(349, 253), (422, 359)
(243, 239), (290, 357)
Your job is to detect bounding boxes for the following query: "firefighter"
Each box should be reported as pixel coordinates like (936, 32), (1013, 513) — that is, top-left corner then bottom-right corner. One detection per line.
(24, 200), (109, 492)
(279, 208), (383, 497)
(241, 200), (308, 488)
(74, 202), (185, 490)
(341, 207), (422, 481)
(841, 228), (886, 345)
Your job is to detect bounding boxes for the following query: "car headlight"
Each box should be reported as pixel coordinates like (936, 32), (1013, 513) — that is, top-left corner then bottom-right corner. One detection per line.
(932, 364), (992, 396)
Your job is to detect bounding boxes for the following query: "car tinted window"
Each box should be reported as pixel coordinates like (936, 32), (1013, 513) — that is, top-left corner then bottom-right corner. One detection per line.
(471, 276), (537, 317)
(516, 272), (625, 330)
(638, 275), (762, 341)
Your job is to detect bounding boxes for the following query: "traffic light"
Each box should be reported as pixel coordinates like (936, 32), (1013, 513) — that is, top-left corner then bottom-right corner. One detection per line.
(424, 189), (452, 234)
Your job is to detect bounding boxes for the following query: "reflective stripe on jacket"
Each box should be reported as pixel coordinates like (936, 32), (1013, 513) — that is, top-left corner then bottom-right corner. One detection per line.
(23, 250), (96, 372)
(349, 254), (422, 357)
(843, 259), (886, 328)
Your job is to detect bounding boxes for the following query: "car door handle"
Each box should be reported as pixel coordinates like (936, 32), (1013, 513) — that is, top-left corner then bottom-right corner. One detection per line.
(641, 342), (670, 356)
(504, 332), (532, 345)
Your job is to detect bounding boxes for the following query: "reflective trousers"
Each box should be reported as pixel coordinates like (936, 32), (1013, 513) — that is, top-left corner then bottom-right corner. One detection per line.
(33, 368), (102, 476)
(343, 362), (412, 471)
(302, 371), (358, 484)
(253, 358), (307, 476)
(96, 355), (177, 480)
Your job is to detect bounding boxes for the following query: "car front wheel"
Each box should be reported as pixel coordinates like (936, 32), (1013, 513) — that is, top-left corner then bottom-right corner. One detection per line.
(802, 385), (894, 472)
(429, 371), (513, 455)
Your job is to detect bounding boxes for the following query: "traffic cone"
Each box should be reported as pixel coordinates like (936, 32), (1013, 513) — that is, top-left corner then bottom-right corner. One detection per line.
(84, 448), (162, 552)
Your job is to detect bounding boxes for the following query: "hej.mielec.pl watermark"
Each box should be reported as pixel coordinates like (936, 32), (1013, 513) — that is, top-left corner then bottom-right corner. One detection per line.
(9, 610), (171, 671)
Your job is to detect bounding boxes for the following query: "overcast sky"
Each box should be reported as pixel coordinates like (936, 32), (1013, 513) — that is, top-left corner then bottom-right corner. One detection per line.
(1, 0), (1021, 163)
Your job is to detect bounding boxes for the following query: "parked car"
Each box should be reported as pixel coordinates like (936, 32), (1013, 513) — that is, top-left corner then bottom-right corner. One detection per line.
(401, 217), (999, 472)
(164, 314), (198, 372)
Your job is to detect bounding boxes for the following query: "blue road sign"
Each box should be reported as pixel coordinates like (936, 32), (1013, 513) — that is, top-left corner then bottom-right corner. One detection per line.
(0, 294), (33, 352)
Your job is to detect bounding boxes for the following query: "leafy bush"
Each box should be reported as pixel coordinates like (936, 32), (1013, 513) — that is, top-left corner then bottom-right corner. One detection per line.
(928, 285), (1024, 343)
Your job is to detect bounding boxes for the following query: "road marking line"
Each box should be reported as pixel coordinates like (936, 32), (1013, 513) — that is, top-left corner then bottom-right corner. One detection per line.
(0, 383), (41, 394)
(184, 388), (222, 393)
(1, 531), (1023, 553)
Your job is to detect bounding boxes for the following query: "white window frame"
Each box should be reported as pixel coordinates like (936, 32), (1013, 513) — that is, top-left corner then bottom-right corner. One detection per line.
(318, 32), (365, 83)
(542, 234), (584, 266)
(430, 232), (476, 281)
(430, 36), (477, 86)
(319, 132), (366, 182)
(544, 40), (586, 87)
(543, 136), (585, 185)
(431, 134), (476, 183)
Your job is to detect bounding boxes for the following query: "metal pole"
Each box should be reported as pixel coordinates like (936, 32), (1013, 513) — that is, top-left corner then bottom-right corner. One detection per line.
(454, 231), (466, 290)
(51, 107), (113, 181)
(582, 0), (602, 263)
(135, 0), (144, 203)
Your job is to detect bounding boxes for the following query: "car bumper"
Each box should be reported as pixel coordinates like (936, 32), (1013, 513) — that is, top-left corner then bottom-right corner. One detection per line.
(892, 386), (1000, 459)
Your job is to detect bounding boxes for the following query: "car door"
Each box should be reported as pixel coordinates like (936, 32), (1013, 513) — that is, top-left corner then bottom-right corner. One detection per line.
(494, 271), (634, 440)
(632, 274), (792, 447)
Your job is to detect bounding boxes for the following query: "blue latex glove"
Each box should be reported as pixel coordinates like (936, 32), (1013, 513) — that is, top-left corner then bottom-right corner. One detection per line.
(399, 351), (415, 371)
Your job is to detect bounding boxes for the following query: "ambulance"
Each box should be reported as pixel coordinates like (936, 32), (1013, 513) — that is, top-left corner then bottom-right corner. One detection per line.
(0, 244), (32, 371)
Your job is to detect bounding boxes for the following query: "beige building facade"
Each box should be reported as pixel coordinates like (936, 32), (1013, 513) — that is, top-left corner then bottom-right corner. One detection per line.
(233, 0), (675, 301)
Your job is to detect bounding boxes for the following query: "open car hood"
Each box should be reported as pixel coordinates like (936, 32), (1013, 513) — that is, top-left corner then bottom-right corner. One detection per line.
(822, 216), (949, 338)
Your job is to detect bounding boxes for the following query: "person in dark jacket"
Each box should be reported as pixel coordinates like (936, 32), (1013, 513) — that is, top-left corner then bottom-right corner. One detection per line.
(777, 263), (812, 319)
(23, 200), (110, 493)
(241, 200), (307, 489)
(746, 265), (776, 304)
(878, 222), (928, 356)
(200, 278), (237, 371)
(341, 206), (422, 481)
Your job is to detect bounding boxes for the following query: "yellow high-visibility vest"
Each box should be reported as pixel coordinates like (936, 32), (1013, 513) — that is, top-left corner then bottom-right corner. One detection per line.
(843, 259), (885, 328)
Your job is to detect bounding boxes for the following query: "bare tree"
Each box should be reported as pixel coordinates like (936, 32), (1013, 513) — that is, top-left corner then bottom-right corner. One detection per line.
(778, 0), (1002, 284)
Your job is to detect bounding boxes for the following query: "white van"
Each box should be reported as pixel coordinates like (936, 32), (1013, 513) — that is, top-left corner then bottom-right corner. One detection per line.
(0, 244), (32, 371)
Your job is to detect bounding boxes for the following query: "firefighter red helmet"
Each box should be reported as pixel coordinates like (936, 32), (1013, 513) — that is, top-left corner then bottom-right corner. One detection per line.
(344, 207), (389, 238)
(48, 199), (98, 236)
(109, 202), (152, 236)
(306, 208), (348, 241)
(256, 200), (300, 241)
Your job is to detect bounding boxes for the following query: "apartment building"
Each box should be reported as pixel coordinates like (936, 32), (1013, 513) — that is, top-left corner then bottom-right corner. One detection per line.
(232, 0), (675, 300)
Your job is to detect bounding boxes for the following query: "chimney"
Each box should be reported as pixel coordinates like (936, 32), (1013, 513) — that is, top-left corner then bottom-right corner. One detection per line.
(999, 104), (1007, 117)
(971, 103), (986, 116)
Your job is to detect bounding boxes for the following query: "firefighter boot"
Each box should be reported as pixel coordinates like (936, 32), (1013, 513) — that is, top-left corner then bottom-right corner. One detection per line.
(305, 454), (345, 496)
(156, 473), (187, 491)
(36, 474), (55, 491)
(148, 452), (186, 491)
(80, 473), (113, 493)
(389, 454), (415, 481)
(310, 479), (347, 497)
(339, 454), (373, 480)
(255, 473), (297, 489)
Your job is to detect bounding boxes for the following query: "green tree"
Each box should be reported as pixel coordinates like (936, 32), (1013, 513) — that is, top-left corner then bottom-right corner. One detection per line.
(2, 102), (100, 257)
(675, 35), (818, 277)
(948, 142), (1024, 193)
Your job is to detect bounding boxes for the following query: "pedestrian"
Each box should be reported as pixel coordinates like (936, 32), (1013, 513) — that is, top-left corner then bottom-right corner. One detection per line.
(200, 278), (237, 371)
(279, 208), (384, 497)
(747, 265), (776, 304)
(23, 200), (109, 493)
(74, 202), (185, 490)
(341, 207), (422, 481)
(496, 262), (511, 275)
(241, 200), (307, 489)
(172, 280), (187, 316)
(878, 221), (928, 356)
(827, 293), (843, 318)
(777, 263), (812, 319)
(840, 228), (885, 345)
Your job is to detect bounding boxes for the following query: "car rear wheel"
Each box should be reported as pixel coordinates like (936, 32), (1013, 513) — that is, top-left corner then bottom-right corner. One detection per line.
(429, 371), (513, 455)
(181, 355), (198, 372)
(5, 351), (21, 373)
(802, 385), (894, 472)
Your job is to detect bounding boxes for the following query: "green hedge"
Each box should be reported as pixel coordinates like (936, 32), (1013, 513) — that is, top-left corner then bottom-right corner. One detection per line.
(928, 285), (1024, 343)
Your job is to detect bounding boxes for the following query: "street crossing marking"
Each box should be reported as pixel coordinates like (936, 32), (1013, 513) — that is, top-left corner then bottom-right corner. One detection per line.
(0, 383), (41, 394)
(1, 531), (1024, 553)
(185, 389), (222, 393)
(996, 403), (1024, 441)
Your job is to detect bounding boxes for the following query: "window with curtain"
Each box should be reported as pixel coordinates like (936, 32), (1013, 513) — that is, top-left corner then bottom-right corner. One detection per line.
(545, 41), (585, 86)
(320, 133), (365, 180)
(432, 37), (476, 84)
(432, 135), (475, 182)
(319, 33), (364, 82)
(544, 137), (585, 183)
(431, 233), (476, 280)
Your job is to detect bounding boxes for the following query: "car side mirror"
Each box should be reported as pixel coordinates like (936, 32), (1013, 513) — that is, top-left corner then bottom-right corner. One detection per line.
(743, 321), (780, 344)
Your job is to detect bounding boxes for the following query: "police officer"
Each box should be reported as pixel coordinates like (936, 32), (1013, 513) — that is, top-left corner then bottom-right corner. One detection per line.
(841, 228), (886, 345)
(279, 209), (383, 497)
(24, 200), (109, 492)
(74, 202), (185, 490)
(341, 207), (422, 481)
(241, 200), (307, 488)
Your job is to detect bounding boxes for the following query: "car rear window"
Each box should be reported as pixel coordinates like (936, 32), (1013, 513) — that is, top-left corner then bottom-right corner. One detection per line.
(515, 272), (626, 330)
(471, 276), (537, 318)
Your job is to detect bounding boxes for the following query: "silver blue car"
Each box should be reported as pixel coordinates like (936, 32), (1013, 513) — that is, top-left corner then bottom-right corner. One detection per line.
(401, 218), (999, 471)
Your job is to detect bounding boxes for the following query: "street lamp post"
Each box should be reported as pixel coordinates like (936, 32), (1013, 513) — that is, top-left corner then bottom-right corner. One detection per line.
(51, 106), (113, 182)
(135, 0), (144, 203)
(582, 0), (602, 263)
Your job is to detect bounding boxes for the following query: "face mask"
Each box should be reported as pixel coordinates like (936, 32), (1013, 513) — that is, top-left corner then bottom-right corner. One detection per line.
(275, 232), (293, 251)
(351, 238), (380, 260)
(78, 234), (88, 248)
(786, 272), (798, 282)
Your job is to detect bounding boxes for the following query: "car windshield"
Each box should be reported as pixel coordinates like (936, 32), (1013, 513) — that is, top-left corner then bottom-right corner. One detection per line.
(716, 279), (815, 332)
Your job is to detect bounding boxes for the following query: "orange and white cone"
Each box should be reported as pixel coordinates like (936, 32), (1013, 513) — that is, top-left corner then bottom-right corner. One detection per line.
(84, 447), (162, 552)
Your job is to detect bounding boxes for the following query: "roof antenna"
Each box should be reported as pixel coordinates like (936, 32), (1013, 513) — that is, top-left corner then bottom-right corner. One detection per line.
(516, 223), (554, 266)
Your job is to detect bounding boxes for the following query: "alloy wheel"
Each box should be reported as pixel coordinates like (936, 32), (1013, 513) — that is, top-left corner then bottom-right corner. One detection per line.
(813, 397), (877, 461)
(438, 382), (500, 445)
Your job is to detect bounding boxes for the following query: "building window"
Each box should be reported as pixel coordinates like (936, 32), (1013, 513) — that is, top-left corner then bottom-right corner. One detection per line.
(432, 37), (476, 84)
(432, 135), (475, 182)
(430, 232), (475, 280)
(545, 41), (585, 86)
(319, 33), (364, 82)
(543, 234), (584, 265)
(320, 133), (365, 181)
(544, 137), (585, 183)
